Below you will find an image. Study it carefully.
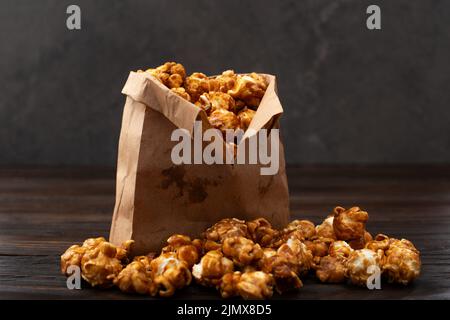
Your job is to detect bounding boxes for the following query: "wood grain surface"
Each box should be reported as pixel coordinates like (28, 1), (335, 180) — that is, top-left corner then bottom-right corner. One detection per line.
(0, 166), (449, 299)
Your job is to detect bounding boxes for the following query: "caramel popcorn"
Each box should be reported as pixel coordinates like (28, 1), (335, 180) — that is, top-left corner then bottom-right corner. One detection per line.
(365, 234), (392, 251)
(61, 206), (422, 298)
(219, 271), (274, 300)
(346, 248), (383, 286)
(219, 271), (242, 298)
(272, 219), (316, 248)
(246, 218), (279, 247)
(383, 238), (421, 285)
(329, 240), (353, 258)
(315, 216), (336, 239)
(203, 218), (249, 244)
(162, 234), (202, 268)
(81, 242), (124, 288)
(304, 237), (334, 265)
(145, 62), (186, 89)
(150, 252), (192, 297)
(333, 206), (369, 242)
(184, 72), (215, 101)
(222, 236), (263, 267)
(196, 92), (236, 114)
(214, 70), (238, 93)
(237, 108), (256, 131)
(192, 250), (234, 287)
(61, 244), (86, 275)
(316, 256), (348, 283)
(228, 73), (268, 107)
(114, 260), (157, 295)
(171, 87), (191, 102)
(207, 108), (241, 135)
(259, 238), (312, 293)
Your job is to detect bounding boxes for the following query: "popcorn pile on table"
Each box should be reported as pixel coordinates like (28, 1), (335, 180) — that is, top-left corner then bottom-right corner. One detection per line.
(61, 206), (421, 299)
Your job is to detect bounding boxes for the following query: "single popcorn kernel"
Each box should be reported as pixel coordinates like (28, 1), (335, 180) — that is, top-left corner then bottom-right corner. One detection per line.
(162, 234), (202, 268)
(208, 108), (241, 135)
(203, 218), (249, 243)
(150, 252), (192, 297)
(192, 250), (234, 287)
(316, 256), (348, 283)
(383, 238), (421, 285)
(114, 260), (157, 295)
(81, 241), (123, 288)
(222, 236), (264, 267)
(184, 72), (213, 102)
(315, 216), (336, 239)
(228, 73), (268, 107)
(214, 70), (238, 93)
(246, 218), (279, 247)
(236, 271), (275, 300)
(60, 244), (86, 275)
(237, 108), (256, 131)
(346, 248), (383, 286)
(273, 219), (316, 247)
(196, 91), (236, 115)
(333, 206), (369, 242)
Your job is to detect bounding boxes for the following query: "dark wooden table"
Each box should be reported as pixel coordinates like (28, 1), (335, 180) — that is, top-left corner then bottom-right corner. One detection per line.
(0, 166), (449, 299)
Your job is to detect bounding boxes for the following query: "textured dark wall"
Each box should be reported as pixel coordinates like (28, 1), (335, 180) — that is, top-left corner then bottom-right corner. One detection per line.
(1, 0), (449, 165)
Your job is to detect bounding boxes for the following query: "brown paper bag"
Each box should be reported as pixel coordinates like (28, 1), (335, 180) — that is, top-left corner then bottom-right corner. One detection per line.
(109, 71), (290, 254)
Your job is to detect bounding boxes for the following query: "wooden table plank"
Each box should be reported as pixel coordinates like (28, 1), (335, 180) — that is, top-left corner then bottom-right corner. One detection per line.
(0, 166), (449, 299)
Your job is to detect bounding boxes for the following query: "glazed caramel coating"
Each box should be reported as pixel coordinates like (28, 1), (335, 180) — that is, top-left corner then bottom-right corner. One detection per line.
(237, 271), (275, 299)
(133, 254), (154, 270)
(348, 231), (373, 250)
(150, 252), (192, 297)
(316, 256), (348, 283)
(115, 239), (135, 263)
(192, 250), (234, 287)
(346, 248), (383, 286)
(219, 270), (274, 300)
(383, 238), (421, 285)
(146, 62), (186, 89)
(61, 238), (132, 276)
(81, 242), (123, 288)
(171, 87), (191, 102)
(273, 220), (316, 248)
(61, 244), (86, 275)
(162, 234), (202, 268)
(259, 239), (312, 293)
(315, 216), (336, 239)
(304, 237), (334, 263)
(246, 218), (279, 247)
(203, 218), (249, 243)
(365, 234), (392, 251)
(196, 92), (236, 114)
(114, 260), (157, 295)
(214, 70), (238, 93)
(219, 271), (242, 298)
(228, 73), (268, 107)
(184, 72), (214, 101)
(82, 237), (106, 250)
(329, 240), (353, 258)
(333, 206), (369, 241)
(237, 108), (256, 131)
(207, 108), (240, 134)
(222, 236), (264, 267)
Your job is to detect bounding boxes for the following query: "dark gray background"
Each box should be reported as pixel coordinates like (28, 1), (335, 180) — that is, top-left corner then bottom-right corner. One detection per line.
(1, 0), (449, 166)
